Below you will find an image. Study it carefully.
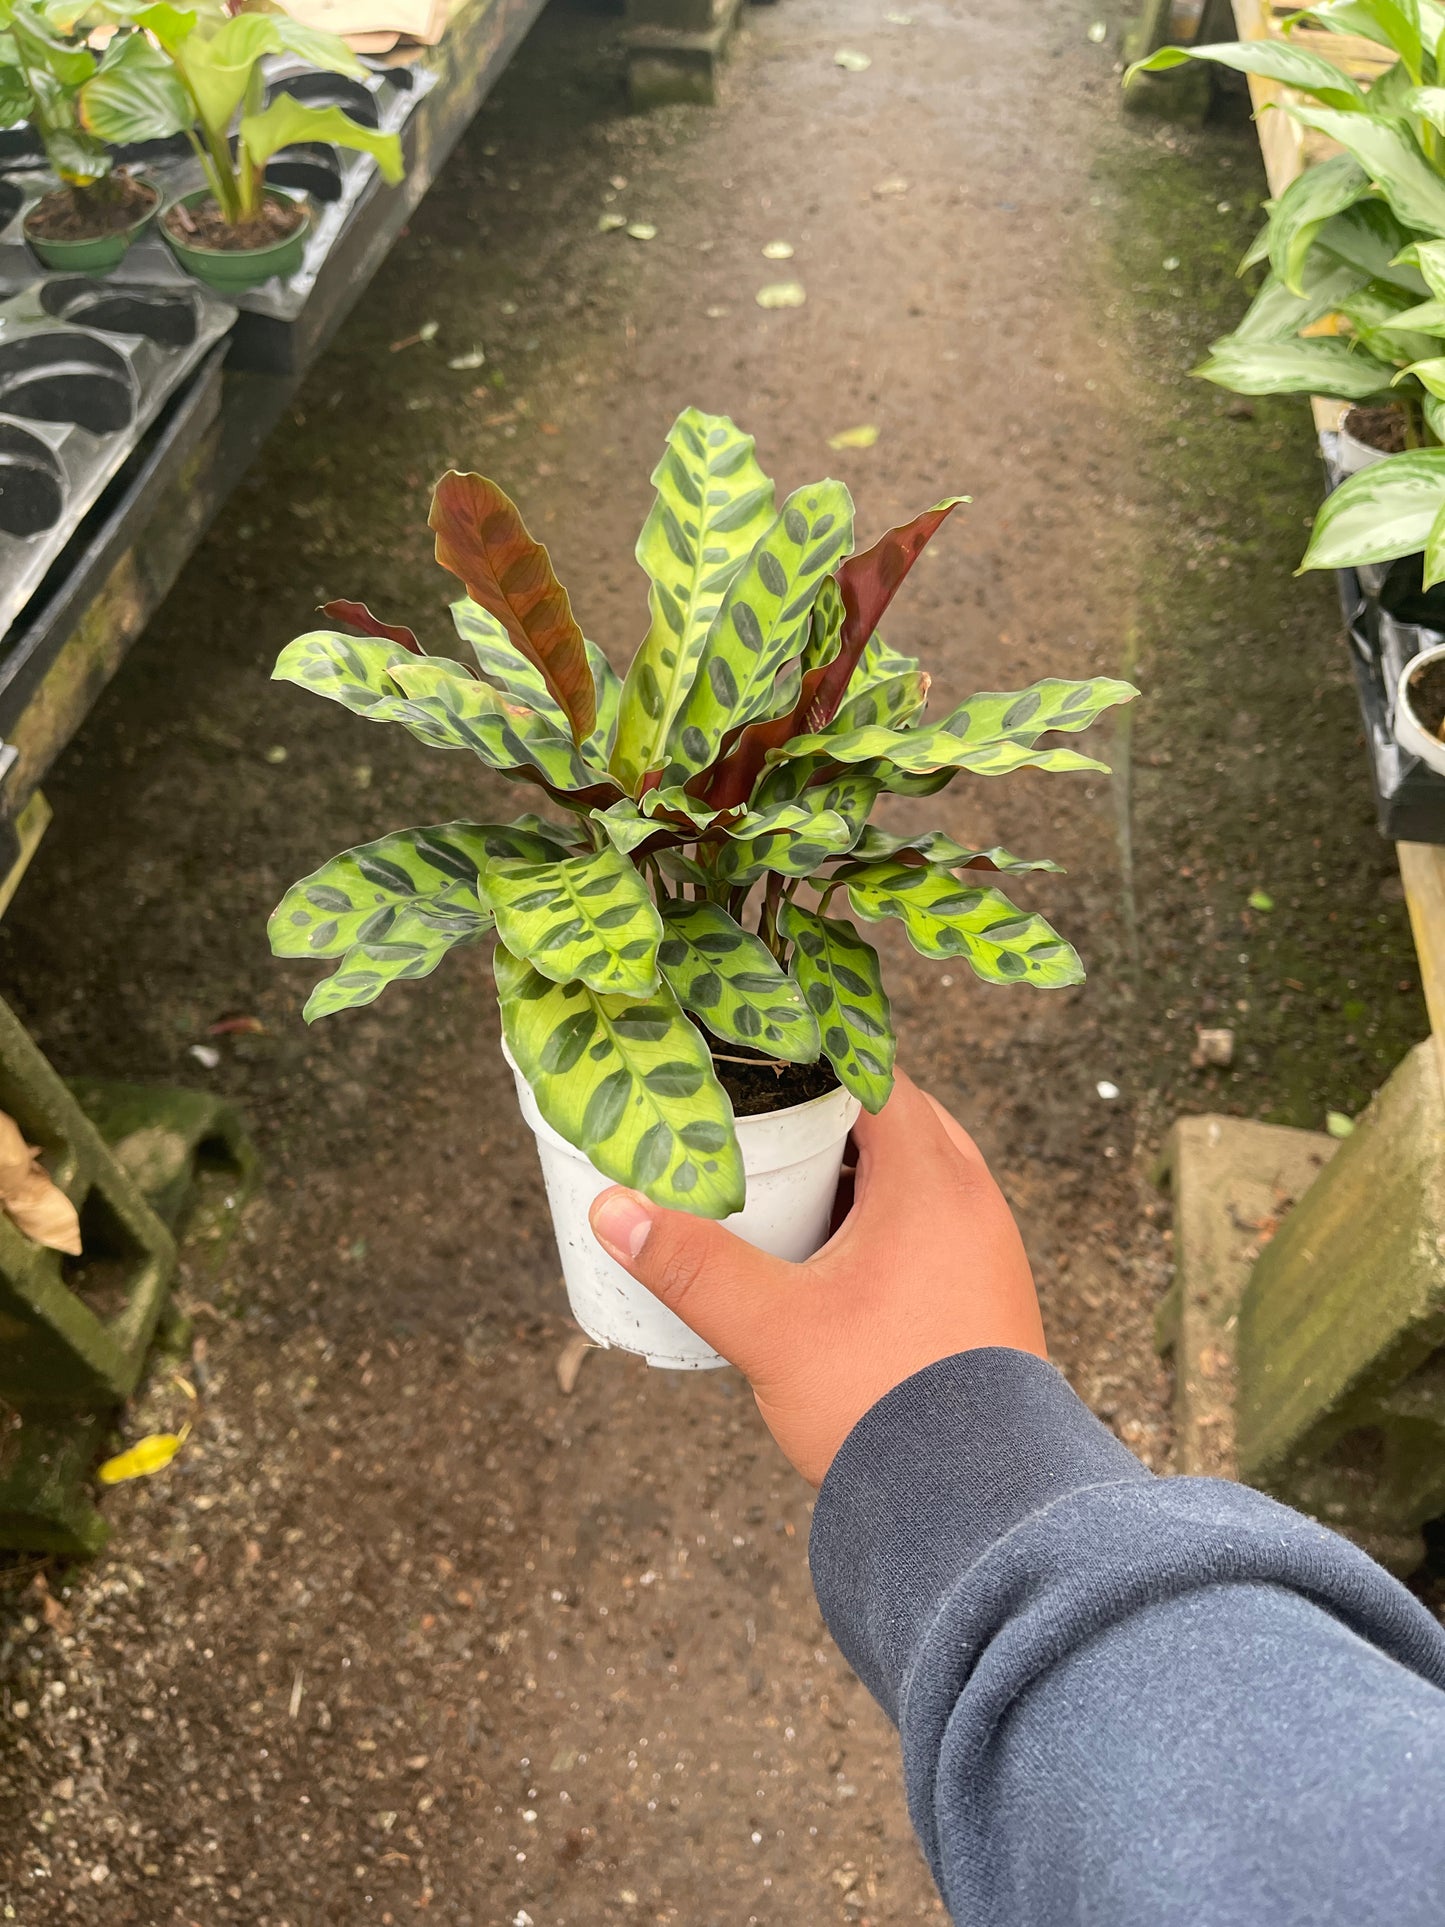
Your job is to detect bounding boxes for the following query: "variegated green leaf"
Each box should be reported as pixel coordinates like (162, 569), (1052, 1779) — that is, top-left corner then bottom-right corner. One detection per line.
(658, 902), (821, 1063)
(663, 479), (855, 779)
(388, 657), (616, 797)
(452, 594), (565, 719)
(845, 862), (1084, 987)
(801, 576), (846, 676)
(586, 642), (622, 763)
(712, 806), (856, 884)
(495, 944), (743, 1216)
(612, 409), (777, 792)
(592, 799), (664, 855)
(838, 826), (1062, 874)
(272, 632), (464, 750)
(772, 675), (1135, 780)
(303, 938), (464, 1021)
(826, 669), (930, 735)
(641, 785), (725, 828)
(269, 822), (508, 959)
(778, 903), (895, 1112)
(485, 845), (662, 996)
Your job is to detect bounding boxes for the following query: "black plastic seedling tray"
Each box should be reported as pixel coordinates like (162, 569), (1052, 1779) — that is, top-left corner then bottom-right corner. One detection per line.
(0, 276), (233, 649)
(0, 56), (433, 376)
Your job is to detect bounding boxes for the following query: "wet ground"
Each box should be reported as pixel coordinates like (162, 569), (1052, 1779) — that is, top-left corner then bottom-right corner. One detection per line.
(0, 0), (1428, 1920)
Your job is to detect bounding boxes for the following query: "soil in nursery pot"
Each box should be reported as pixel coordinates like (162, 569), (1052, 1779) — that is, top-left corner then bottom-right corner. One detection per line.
(163, 192), (305, 251)
(701, 1032), (842, 1116)
(1342, 403), (1411, 454)
(25, 173), (155, 239)
(1408, 658), (1445, 739)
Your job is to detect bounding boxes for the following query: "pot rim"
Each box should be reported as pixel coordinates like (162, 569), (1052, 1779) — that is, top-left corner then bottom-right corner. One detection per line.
(161, 186), (310, 258)
(22, 175), (160, 241)
(1394, 640), (1445, 774)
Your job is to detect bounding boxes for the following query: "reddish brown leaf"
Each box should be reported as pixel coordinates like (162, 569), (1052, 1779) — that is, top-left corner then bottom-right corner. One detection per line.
(319, 599), (424, 655)
(807, 497), (963, 730)
(428, 472), (595, 745)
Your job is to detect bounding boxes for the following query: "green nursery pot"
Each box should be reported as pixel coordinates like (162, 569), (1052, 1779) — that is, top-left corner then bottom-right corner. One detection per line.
(23, 184), (158, 275)
(161, 190), (311, 292)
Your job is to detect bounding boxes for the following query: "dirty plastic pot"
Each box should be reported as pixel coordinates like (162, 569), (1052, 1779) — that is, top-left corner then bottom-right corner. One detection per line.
(1395, 641), (1445, 778)
(161, 190), (310, 291)
(23, 182), (158, 275)
(503, 1042), (860, 1370)
(1333, 405), (1404, 477)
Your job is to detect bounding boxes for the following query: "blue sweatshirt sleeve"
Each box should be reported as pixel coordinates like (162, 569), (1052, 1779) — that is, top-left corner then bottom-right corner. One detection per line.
(809, 1348), (1445, 1927)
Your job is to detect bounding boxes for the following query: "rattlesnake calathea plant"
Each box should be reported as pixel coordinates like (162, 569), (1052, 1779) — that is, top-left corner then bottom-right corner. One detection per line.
(270, 408), (1135, 1218)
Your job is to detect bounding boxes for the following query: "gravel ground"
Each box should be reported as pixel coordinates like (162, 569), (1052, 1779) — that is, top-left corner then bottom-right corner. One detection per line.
(0, 0), (1429, 1920)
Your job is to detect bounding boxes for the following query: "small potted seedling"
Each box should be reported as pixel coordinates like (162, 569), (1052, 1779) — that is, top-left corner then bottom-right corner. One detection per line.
(0, 0), (157, 272)
(270, 409), (1135, 1367)
(78, 0), (403, 291)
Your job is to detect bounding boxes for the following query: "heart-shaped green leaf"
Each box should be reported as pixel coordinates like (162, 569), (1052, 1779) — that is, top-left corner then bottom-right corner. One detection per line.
(658, 902), (821, 1063)
(495, 945), (743, 1216)
(485, 845), (662, 996)
(778, 903), (894, 1111)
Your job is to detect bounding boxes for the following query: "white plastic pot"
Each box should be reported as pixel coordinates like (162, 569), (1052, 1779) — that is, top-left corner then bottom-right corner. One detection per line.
(1331, 409), (1399, 477)
(503, 1043), (860, 1370)
(1394, 641), (1445, 777)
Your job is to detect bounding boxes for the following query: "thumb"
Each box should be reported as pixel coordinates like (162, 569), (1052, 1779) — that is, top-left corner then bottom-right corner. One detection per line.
(588, 1186), (799, 1373)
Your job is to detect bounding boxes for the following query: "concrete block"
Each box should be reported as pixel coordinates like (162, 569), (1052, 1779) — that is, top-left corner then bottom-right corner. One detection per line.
(626, 0), (743, 108)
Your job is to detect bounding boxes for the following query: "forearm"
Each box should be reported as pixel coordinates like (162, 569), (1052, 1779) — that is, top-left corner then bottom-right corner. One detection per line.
(810, 1349), (1445, 1926)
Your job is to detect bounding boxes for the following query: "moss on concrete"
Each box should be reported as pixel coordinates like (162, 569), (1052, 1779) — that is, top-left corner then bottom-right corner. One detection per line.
(1099, 109), (1429, 1133)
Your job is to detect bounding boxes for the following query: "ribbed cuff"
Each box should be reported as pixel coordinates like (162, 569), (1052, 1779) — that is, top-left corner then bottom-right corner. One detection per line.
(808, 1348), (1150, 1721)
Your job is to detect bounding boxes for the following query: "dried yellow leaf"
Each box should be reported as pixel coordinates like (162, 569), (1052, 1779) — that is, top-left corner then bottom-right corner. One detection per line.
(97, 1429), (188, 1486)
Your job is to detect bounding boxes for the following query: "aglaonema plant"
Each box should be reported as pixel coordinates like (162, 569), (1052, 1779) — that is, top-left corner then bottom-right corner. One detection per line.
(269, 409), (1135, 1217)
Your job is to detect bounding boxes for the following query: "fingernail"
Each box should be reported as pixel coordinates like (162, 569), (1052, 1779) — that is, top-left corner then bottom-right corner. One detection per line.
(590, 1188), (654, 1262)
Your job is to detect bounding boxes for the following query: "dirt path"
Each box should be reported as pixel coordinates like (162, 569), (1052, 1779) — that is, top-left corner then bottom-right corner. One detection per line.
(0, 0), (1427, 1920)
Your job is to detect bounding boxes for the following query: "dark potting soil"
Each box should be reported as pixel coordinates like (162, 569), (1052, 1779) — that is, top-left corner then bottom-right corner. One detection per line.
(163, 194), (304, 251)
(1343, 404), (1411, 455)
(707, 1042), (842, 1117)
(1408, 658), (1445, 739)
(25, 174), (156, 240)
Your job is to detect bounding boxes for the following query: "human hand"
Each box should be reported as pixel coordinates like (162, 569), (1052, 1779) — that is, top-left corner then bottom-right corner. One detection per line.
(587, 1069), (1046, 1486)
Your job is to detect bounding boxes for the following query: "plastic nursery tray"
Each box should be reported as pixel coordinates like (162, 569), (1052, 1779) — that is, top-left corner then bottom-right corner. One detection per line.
(0, 274), (233, 650)
(0, 57), (433, 371)
(1321, 434), (1445, 844)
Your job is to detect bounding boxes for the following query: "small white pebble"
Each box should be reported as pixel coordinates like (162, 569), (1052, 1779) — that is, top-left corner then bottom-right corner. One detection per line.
(188, 1045), (221, 1070)
(1096, 1081), (1120, 1101)
(1162, 255), (1180, 271)
(751, 1831), (763, 1844)
(522, 1809), (537, 1824)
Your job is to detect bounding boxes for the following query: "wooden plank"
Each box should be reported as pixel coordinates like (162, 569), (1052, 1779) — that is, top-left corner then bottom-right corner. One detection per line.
(1399, 842), (1445, 1091)
(0, 789), (50, 921)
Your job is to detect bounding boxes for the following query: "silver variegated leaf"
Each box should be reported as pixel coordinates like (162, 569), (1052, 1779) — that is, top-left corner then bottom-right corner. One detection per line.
(269, 821), (509, 960)
(778, 903), (895, 1112)
(485, 845), (662, 996)
(389, 657), (615, 794)
(845, 861), (1084, 987)
(658, 902), (821, 1063)
(612, 408), (777, 792)
(495, 943), (744, 1216)
(663, 479), (855, 779)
